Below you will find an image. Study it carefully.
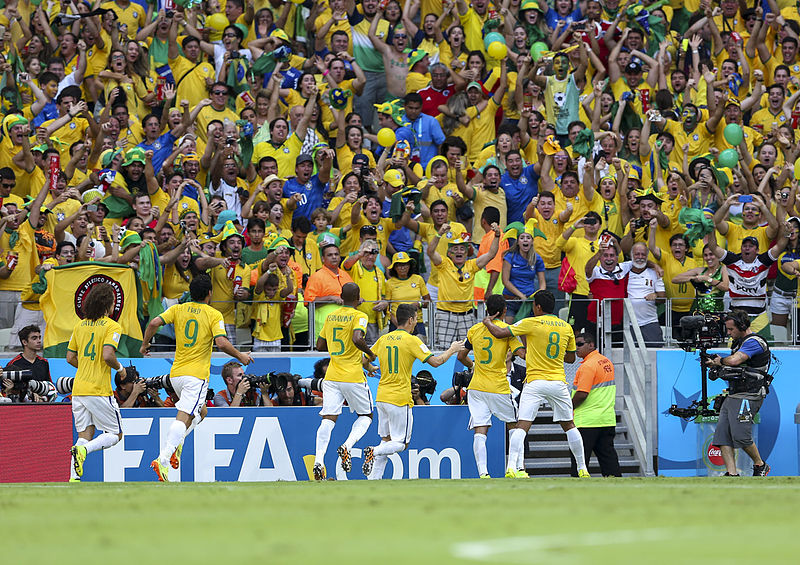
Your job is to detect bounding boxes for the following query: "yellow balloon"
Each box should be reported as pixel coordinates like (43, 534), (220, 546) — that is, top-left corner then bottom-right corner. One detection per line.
(487, 42), (507, 60)
(377, 127), (397, 148)
(290, 0), (304, 4)
(795, 157), (800, 180)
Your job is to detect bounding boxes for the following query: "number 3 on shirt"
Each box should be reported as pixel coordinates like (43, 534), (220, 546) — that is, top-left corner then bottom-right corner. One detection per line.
(184, 320), (198, 347)
(546, 331), (560, 359)
(480, 336), (493, 364)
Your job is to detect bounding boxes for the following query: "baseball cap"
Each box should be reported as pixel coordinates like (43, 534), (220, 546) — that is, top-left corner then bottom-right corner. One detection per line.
(296, 153), (313, 166)
(122, 147), (146, 166)
(466, 81), (483, 92)
(383, 169), (404, 188)
(625, 61), (643, 74)
(741, 236), (759, 247)
(352, 153), (370, 166)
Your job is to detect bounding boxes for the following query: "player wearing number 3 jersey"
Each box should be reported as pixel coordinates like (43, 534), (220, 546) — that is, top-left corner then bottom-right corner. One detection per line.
(458, 295), (525, 478)
(313, 283), (377, 481)
(141, 274), (254, 481)
(483, 290), (590, 478)
(361, 303), (465, 480)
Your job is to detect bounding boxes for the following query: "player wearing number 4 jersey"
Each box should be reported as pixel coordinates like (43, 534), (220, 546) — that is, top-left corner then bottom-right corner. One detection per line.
(458, 295), (526, 478)
(67, 283), (127, 482)
(362, 303), (465, 480)
(313, 283), (377, 481)
(483, 289), (590, 478)
(141, 274), (254, 482)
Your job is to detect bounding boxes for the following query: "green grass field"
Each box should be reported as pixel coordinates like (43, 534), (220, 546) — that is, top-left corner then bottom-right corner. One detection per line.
(3, 478), (799, 564)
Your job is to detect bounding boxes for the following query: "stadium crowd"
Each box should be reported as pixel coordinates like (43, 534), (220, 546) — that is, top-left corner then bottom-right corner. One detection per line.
(1, 0), (800, 375)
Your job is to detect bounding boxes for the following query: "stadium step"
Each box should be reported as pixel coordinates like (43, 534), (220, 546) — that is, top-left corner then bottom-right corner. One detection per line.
(517, 409), (644, 477)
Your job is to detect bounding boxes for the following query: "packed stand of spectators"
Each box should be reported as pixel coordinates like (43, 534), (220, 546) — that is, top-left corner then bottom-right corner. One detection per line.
(1, 0), (800, 377)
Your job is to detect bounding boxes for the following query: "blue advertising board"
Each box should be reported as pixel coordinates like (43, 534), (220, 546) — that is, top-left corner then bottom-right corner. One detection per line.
(657, 349), (799, 476)
(78, 406), (505, 482)
(32, 356), (463, 407)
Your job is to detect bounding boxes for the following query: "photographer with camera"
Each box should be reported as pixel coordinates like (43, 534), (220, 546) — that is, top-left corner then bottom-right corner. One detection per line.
(3, 325), (52, 402)
(114, 371), (164, 408)
(457, 295), (525, 479)
(705, 310), (772, 476)
(213, 361), (268, 407)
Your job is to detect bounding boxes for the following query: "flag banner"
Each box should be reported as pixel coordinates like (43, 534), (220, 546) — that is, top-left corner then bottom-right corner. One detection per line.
(39, 262), (143, 357)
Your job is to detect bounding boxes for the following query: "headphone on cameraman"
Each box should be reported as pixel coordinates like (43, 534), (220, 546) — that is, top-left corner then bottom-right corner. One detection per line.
(726, 310), (750, 332)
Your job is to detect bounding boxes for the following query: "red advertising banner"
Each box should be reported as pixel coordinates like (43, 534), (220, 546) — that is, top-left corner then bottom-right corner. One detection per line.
(0, 405), (72, 483)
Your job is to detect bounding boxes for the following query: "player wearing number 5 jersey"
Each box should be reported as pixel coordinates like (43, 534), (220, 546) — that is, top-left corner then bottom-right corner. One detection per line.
(67, 283), (127, 482)
(361, 303), (465, 480)
(313, 283), (377, 481)
(141, 274), (254, 481)
(458, 295), (525, 478)
(483, 290), (590, 478)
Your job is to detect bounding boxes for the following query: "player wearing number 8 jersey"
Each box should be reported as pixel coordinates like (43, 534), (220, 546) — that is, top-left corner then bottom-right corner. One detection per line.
(67, 283), (127, 482)
(483, 290), (590, 478)
(361, 303), (465, 480)
(458, 295), (525, 478)
(312, 283), (376, 481)
(141, 274), (254, 481)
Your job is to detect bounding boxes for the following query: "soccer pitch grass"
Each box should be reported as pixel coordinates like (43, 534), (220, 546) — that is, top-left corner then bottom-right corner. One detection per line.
(3, 478), (799, 565)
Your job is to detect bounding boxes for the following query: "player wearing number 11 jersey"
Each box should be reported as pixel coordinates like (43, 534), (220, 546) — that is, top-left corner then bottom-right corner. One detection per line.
(313, 283), (376, 481)
(361, 303), (465, 480)
(141, 274), (253, 481)
(483, 290), (590, 478)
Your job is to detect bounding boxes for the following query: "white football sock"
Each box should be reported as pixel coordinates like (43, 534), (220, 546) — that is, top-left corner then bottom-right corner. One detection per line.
(69, 437), (89, 480)
(516, 437), (526, 470)
(566, 427), (587, 472)
(84, 432), (119, 453)
(314, 419), (336, 465)
(373, 440), (404, 456)
(369, 455), (388, 480)
(344, 416), (372, 450)
(184, 414), (202, 438)
(473, 433), (488, 476)
(507, 428), (526, 470)
(160, 420), (187, 466)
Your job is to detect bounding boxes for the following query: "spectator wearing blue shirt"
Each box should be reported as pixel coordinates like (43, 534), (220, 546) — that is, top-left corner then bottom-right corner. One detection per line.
(137, 106), (191, 174)
(403, 92), (445, 169)
(502, 228), (546, 322)
(283, 150), (333, 221)
(500, 152), (539, 224)
(545, 0), (583, 30)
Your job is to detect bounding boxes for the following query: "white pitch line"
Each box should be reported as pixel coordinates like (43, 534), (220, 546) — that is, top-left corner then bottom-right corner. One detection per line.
(452, 527), (706, 562)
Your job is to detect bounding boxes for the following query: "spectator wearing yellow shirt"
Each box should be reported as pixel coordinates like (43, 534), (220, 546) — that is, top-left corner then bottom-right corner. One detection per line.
(460, 65), (507, 164)
(557, 211), (602, 335)
(714, 193), (779, 253)
(252, 269), (292, 352)
(342, 239), (388, 344)
(101, 0), (146, 40)
(455, 0), (491, 53)
(406, 49), (431, 93)
(750, 84), (796, 133)
(385, 252), (429, 337)
(523, 191), (572, 311)
(42, 88), (97, 163)
(168, 35), (217, 109)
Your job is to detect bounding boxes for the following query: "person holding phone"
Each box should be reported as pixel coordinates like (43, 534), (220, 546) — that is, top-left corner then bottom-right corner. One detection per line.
(713, 193), (779, 253)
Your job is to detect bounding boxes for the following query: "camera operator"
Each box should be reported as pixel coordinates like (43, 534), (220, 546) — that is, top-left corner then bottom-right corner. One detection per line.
(3, 325), (52, 402)
(213, 361), (268, 406)
(267, 374), (316, 407)
(705, 310), (772, 477)
(114, 372), (164, 408)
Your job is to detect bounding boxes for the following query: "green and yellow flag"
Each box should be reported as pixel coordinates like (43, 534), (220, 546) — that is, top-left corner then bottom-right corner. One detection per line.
(39, 262), (143, 357)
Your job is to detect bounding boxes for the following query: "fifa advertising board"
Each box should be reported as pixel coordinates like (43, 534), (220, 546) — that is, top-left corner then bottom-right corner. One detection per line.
(78, 407), (505, 482)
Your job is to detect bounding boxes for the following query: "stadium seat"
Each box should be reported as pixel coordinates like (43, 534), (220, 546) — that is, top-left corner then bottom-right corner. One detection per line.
(558, 307), (568, 321)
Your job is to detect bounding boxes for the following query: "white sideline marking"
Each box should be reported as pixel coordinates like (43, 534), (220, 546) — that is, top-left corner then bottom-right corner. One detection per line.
(452, 528), (704, 562)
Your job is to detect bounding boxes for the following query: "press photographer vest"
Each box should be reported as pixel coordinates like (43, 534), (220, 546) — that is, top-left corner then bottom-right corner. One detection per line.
(729, 335), (772, 397)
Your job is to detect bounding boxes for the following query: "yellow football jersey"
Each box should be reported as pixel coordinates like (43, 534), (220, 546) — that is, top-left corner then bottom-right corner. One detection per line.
(320, 306), (370, 383)
(659, 253), (700, 313)
(68, 317), (122, 397)
(466, 321), (523, 394)
(158, 302), (226, 381)
(510, 314), (575, 383)
(372, 330), (433, 407)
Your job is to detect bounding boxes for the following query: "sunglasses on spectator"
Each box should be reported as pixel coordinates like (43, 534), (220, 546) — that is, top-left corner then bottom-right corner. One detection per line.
(575, 341), (586, 347)
(212, 90), (228, 95)
(2, 181), (15, 188)
(583, 217), (599, 225)
(394, 34), (407, 39)
(223, 32), (238, 38)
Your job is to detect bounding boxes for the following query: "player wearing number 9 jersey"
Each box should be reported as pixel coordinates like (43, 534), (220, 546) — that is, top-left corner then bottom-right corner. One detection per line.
(141, 274), (254, 481)
(67, 283), (126, 482)
(483, 290), (590, 478)
(312, 283), (376, 481)
(361, 303), (465, 480)
(458, 295), (525, 478)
